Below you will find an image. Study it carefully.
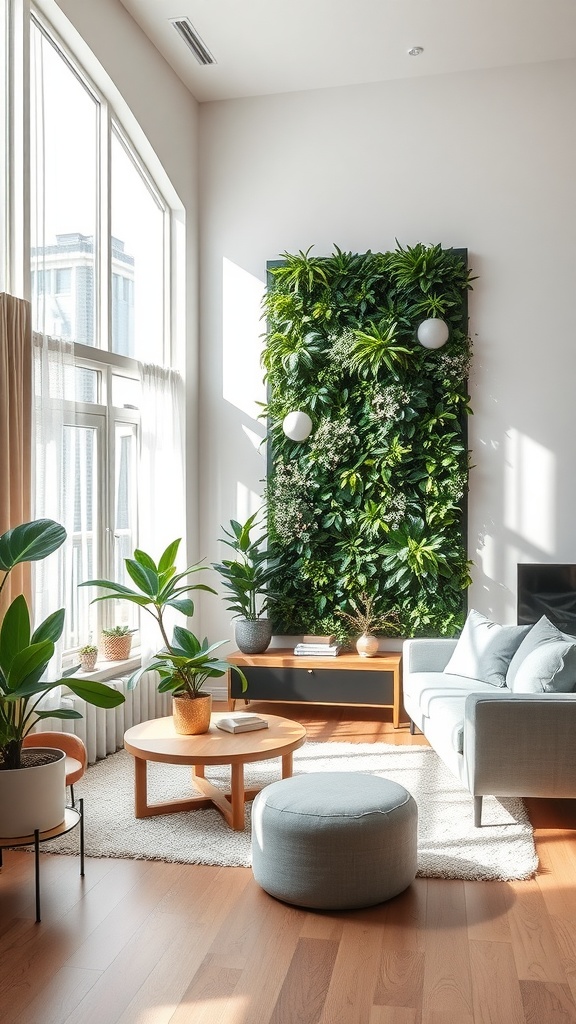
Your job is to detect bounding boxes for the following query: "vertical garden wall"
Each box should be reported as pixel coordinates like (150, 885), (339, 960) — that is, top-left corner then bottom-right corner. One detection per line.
(262, 243), (474, 639)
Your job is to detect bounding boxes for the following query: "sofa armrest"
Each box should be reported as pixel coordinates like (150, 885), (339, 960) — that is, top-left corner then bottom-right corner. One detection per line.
(403, 638), (457, 675)
(464, 692), (576, 799)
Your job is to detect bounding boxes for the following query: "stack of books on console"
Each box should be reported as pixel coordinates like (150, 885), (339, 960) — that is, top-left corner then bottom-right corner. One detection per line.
(293, 635), (342, 657)
(216, 713), (269, 734)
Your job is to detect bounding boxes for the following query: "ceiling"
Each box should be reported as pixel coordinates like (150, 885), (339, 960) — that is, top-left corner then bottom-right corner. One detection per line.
(118, 0), (576, 103)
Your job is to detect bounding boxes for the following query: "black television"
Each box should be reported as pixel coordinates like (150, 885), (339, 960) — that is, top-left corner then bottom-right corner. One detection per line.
(517, 563), (576, 636)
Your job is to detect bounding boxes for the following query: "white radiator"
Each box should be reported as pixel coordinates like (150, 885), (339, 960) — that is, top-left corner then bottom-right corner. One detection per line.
(34, 672), (172, 764)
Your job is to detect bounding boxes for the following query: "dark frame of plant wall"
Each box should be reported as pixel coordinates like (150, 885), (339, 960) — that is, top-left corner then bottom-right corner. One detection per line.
(261, 243), (474, 639)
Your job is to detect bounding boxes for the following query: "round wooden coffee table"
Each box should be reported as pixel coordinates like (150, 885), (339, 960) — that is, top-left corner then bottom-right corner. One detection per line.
(124, 713), (307, 831)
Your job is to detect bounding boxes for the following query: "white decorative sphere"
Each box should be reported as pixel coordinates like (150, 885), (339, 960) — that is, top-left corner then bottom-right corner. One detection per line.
(417, 318), (449, 349)
(282, 411), (313, 442)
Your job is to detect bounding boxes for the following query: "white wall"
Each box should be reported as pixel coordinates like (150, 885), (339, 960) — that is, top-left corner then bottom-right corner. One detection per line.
(199, 57), (576, 647)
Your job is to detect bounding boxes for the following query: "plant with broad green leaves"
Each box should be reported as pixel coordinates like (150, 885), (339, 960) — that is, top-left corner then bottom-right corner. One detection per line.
(269, 247), (330, 294)
(81, 540), (247, 698)
(348, 319), (411, 378)
(212, 512), (281, 621)
(380, 516), (461, 591)
(0, 519), (125, 771)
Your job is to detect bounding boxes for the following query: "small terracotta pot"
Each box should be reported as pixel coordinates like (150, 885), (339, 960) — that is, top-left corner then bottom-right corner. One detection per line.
(356, 633), (379, 658)
(172, 693), (212, 735)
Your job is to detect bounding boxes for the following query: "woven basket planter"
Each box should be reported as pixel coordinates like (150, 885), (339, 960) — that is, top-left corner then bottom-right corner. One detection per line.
(172, 693), (212, 735)
(101, 634), (133, 661)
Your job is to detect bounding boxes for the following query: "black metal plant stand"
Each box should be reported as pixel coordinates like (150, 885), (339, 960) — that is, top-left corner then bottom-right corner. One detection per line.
(0, 798), (84, 922)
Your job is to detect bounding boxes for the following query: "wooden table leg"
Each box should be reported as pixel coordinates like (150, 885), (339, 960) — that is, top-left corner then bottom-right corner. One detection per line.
(134, 756), (149, 818)
(230, 763), (245, 831)
(281, 752), (294, 778)
(132, 756), (213, 818)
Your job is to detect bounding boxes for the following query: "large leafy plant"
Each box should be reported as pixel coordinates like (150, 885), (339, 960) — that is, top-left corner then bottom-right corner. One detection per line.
(263, 241), (474, 637)
(212, 512), (280, 621)
(0, 520), (125, 771)
(82, 540), (247, 699)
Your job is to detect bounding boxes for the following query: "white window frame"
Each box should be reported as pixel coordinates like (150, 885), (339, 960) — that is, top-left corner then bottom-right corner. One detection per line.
(29, 9), (175, 665)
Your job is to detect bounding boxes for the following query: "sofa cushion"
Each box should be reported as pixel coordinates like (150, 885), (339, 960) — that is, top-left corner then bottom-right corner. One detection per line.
(403, 670), (499, 718)
(506, 615), (576, 693)
(423, 694), (469, 755)
(443, 609), (531, 687)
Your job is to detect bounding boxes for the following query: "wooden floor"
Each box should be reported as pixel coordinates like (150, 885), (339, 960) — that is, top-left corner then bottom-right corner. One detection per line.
(1, 701), (576, 1024)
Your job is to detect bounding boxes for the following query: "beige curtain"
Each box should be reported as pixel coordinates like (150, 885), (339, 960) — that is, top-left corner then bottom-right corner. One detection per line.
(0, 293), (32, 615)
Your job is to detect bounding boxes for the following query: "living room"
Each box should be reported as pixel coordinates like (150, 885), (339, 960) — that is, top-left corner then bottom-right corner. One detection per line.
(2, 0), (576, 1021)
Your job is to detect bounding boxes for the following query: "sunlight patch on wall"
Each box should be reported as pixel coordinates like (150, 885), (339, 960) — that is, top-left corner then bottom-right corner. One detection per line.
(479, 532), (497, 580)
(236, 480), (263, 525)
(505, 429), (555, 554)
(242, 424), (265, 452)
(222, 257), (266, 422)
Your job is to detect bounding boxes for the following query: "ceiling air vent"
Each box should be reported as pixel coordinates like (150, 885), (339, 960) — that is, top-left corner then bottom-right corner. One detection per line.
(169, 17), (216, 66)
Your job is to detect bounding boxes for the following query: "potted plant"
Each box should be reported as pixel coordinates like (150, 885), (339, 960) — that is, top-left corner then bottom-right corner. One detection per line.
(81, 539), (247, 735)
(213, 511), (281, 654)
(101, 625), (136, 661)
(0, 519), (125, 837)
(79, 644), (98, 672)
(337, 591), (401, 657)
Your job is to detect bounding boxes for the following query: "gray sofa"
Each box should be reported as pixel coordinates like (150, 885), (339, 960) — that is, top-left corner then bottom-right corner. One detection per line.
(403, 631), (576, 825)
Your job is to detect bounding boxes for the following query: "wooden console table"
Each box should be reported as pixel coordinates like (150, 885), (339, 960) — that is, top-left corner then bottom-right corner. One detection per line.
(227, 648), (403, 728)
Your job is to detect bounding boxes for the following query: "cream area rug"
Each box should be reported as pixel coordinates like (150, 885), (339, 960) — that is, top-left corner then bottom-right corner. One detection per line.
(47, 742), (538, 882)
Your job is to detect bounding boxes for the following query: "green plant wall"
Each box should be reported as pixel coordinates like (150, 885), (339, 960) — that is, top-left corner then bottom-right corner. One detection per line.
(262, 243), (474, 639)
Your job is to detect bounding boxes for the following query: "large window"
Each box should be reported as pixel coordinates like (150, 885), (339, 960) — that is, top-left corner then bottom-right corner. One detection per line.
(29, 12), (176, 657)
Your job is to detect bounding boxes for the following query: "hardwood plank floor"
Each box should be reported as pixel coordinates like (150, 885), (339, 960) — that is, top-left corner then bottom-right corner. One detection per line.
(1, 701), (575, 1024)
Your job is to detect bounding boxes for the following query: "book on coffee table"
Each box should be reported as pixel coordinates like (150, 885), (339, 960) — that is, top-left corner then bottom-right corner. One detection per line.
(217, 714), (269, 734)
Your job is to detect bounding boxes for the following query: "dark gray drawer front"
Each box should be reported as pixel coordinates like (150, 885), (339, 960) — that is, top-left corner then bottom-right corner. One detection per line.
(231, 666), (394, 706)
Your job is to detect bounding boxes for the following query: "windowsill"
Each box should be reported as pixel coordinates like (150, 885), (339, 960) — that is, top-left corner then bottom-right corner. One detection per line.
(69, 654), (142, 683)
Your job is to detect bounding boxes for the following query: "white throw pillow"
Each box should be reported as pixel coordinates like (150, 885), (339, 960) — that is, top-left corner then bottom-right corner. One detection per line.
(506, 615), (576, 693)
(444, 609), (531, 688)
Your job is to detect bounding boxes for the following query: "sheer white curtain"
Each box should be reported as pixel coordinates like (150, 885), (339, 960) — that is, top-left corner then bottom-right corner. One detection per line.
(33, 332), (76, 687)
(138, 362), (186, 660)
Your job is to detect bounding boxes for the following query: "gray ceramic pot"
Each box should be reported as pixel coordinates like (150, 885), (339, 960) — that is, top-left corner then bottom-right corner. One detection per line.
(234, 617), (273, 654)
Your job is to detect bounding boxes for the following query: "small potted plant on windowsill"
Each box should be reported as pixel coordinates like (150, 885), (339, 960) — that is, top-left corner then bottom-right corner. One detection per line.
(81, 539), (247, 735)
(101, 625), (136, 662)
(79, 644), (98, 672)
(337, 591), (401, 657)
(213, 511), (281, 655)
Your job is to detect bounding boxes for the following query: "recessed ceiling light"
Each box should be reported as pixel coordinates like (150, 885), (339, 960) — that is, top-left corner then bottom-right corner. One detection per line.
(408, 46), (424, 57)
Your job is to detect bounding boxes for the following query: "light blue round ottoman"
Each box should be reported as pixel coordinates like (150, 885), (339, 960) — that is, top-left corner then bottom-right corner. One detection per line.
(251, 772), (418, 910)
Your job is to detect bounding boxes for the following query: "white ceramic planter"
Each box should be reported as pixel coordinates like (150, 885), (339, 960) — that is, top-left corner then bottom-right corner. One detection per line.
(0, 748), (66, 838)
(356, 634), (379, 658)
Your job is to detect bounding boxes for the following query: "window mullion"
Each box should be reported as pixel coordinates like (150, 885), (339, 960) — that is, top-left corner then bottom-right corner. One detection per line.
(98, 94), (110, 352)
(102, 364), (115, 630)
